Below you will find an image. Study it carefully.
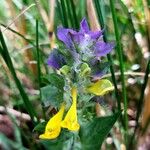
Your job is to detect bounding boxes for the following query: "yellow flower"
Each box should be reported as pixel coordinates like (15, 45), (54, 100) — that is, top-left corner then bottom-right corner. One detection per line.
(61, 87), (80, 131)
(39, 104), (65, 139)
(87, 79), (114, 96)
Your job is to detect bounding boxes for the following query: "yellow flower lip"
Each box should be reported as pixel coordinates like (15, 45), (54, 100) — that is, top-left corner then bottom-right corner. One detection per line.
(87, 79), (114, 96)
(39, 104), (65, 140)
(39, 87), (80, 140)
(61, 87), (80, 131)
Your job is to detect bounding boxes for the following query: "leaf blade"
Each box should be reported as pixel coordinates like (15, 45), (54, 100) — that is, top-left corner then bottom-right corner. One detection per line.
(80, 111), (121, 150)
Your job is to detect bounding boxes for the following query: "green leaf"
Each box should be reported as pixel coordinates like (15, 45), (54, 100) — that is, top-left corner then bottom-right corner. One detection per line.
(33, 121), (47, 133)
(0, 133), (26, 150)
(79, 111), (121, 150)
(40, 130), (73, 150)
(44, 73), (65, 89)
(41, 85), (63, 107)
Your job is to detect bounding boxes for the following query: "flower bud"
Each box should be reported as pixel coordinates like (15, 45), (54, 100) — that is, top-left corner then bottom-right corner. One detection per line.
(59, 65), (70, 75)
(80, 63), (91, 77)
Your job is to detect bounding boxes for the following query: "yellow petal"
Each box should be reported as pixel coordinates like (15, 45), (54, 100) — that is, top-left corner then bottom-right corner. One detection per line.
(39, 104), (65, 140)
(39, 128), (61, 139)
(87, 79), (114, 96)
(61, 87), (80, 131)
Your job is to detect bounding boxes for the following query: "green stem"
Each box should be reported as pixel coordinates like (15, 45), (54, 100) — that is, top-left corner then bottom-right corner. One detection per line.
(60, 0), (69, 27)
(36, 20), (41, 94)
(70, 0), (79, 29)
(109, 0), (128, 141)
(36, 20), (46, 120)
(94, 0), (121, 112)
(65, 0), (74, 28)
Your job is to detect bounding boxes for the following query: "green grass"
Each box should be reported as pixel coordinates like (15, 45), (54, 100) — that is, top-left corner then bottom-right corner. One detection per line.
(0, 30), (37, 124)
(109, 0), (128, 142)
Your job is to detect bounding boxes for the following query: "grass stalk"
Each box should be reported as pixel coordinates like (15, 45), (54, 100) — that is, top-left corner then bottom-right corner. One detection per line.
(60, 0), (68, 27)
(59, 0), (78, 29)
(36, 20), (41, 95)
(136, 60), (150, 124)
(129, 59), (150, 149)
(109, 0), (128, 142)
(70, 0), (79, 29)
(36, 20), (46, 120)
(0, 30), (37, 123)
(0, 23), (35, 47)
(94, 0), (121, 112)
(65, 0), (74, 28)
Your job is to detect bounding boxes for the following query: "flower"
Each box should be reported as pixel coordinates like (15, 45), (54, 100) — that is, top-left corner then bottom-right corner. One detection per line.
(87, 79), (114, 96)
(61, 87), (80, 131)
(39, 104), (65, 139)
(39, 87), (80, 140)
(47, 48), (66, 69)
(48, 18), (114, 75)
(57, 18), (114, 59)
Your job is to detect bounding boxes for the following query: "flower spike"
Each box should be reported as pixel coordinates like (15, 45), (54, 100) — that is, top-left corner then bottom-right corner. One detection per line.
(39, 104), (65, 139)
(61, 87), (80, 131)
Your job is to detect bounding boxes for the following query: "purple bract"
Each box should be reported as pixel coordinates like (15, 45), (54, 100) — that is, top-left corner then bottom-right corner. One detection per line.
(47, 49), (66, 69)
(48, 18), (114, 69)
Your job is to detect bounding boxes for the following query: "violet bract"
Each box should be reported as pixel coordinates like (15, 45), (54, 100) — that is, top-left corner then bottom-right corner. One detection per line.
(47, 18), (115, 77)
(57, 18), (114, 60)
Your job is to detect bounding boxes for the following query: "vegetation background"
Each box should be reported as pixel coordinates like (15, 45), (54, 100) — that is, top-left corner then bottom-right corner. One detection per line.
(0, 0), (150, 149)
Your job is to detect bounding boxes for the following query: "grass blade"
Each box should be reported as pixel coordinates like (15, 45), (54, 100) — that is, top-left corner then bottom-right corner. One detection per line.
(136, 60), (150, 124)
(129, 59), (150, 148)
(36, 20), (46, 120)
(70, 0), (79, 29)
(94, 0), (121, 112)
(36, 20), (41, 93)
(65, 0), (74, 28)
(60, 0), (68, 27)
(109, 0), (128, 141)
(0, 23), (35, 47)
(0, 30), (37, 123)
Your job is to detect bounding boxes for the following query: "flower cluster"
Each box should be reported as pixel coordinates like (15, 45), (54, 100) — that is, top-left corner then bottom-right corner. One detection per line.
(39, 87), (79, 139)
(47, 18), (114, 75)
(40, 18), (114, 140)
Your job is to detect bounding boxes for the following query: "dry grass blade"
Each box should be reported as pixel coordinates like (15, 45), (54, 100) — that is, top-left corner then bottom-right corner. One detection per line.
(142, 79), (150, 128)
(48, 0), (56, 48)
(2, 3), (36, 32)
(34, 0), (49, 30)
(87, 0), (100, 31)
(0, 106), (31, 121)
(102, 71), (150, 79)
